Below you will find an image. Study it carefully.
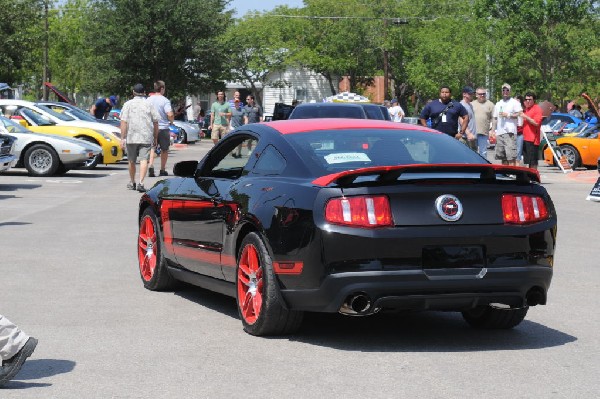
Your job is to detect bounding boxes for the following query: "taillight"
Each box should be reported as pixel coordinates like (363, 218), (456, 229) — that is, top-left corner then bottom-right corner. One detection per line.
(325, 195), (393, 227)
(502, 194), (549, 224)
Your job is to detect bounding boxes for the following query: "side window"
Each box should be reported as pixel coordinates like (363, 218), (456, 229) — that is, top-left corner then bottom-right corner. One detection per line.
(251, 145), (286, 176)
(205, 136), (258, 179)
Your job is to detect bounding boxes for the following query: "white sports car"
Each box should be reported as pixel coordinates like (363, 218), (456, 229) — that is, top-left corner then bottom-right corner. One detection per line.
(172, 120), (200, 144)
(0, 116), (101, 176)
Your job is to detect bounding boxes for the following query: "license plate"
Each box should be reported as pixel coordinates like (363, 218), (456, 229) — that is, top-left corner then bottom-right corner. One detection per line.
(422, 246), (485, 269)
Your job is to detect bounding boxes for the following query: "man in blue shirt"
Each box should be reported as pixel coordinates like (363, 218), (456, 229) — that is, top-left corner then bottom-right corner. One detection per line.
(90, 95), (117, 119)
(420, 86), (468, 138)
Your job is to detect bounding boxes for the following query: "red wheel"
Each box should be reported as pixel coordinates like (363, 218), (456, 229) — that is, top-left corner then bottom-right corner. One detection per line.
(138, 214), (157, 282)
(235, 233), (303, 336)
(237, 244), (263, 325)
(138, 208), (175, 291)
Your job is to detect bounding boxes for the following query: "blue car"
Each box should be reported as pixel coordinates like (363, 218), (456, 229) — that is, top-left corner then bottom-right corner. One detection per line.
(543, 112), (583, 133)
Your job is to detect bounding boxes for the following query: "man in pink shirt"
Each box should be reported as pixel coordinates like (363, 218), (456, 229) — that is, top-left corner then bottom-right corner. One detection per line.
(521, 92), (544, 170)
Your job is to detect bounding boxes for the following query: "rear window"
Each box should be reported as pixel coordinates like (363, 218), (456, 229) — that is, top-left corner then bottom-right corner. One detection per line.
(289, 106), (365, 119)
(285, 128), (486, 176)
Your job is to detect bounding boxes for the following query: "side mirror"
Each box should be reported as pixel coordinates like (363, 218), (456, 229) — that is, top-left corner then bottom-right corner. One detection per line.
(173, 160), (198, 177)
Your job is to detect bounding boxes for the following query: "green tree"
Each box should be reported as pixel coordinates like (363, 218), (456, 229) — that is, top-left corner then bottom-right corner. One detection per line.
(0, 0), (46, 86)
(88, 0), (233, 99)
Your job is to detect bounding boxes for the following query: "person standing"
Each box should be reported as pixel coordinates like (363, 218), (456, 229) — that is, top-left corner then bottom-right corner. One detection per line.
(146, 80), (174, 177)
(419, 86), (468, 138)
(389, 98), (405, 122)
(471, 87), (495, 158)
(0, 314), (38, 387)
(229, 91), (244, 109)
(232, 95), (263, 158)
(229, 99), (245, 158)
(243, 95), (263, 125)
(90, 95), (117, 120)
(459, 86), (477, 151)
(492, 83), (522, 166)
(210, 91), (231, 145)
(120, 83), (159, 192)
(521, 92), (544, 170)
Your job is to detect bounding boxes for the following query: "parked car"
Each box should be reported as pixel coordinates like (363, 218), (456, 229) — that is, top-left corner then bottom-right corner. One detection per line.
(542, 127), (600, 169)
(137, 118), (556, 336)
(36, 101), (121, 130)
(0, 131), (17, 173)
(542, 112), (583, 134)
(0, 116), (101, 176)
(288, 102), (391, 120)
(172, 120), (200, 144)
(0, 102), (122, 169)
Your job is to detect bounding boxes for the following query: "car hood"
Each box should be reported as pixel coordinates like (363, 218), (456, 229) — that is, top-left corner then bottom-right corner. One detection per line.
(10, 131), (102, 152)
(173, 121), (199, 131)
(58, 120), (121, 137)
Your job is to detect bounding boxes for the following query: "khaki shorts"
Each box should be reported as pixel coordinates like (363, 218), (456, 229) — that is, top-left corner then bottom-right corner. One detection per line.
(495, 133), (517, 161)
(211, 124), (229, 140)
(126, 143), (151, 163)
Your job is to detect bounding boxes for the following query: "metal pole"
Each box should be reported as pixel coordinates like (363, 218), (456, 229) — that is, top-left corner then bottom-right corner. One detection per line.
(42, 0), (49, 100)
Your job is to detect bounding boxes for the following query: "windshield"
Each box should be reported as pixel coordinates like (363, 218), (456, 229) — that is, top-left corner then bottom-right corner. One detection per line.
(0, 116), (30, 133)
(290, 105), (365, 119)
(35, 103), (75, 121)
(65, 106), (97, 121)
(285, 128), (487, 177)
(20, 108), (55, 126)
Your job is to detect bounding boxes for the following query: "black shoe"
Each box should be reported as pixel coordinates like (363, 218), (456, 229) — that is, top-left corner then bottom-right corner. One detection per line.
(159, 170), (168, 176)
(0, 337), (38, 387)
(137, 183), (146, 193)
(148, 167), (155, 177)
(127, 181), (136, 190)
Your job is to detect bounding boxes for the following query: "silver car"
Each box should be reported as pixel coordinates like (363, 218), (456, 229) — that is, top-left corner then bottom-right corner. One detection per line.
(0, 116), (101, 176)
(172, 120), (200, 144)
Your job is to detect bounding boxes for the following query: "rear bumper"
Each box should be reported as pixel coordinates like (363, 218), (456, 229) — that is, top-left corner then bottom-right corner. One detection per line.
(280, 266), (552, 313)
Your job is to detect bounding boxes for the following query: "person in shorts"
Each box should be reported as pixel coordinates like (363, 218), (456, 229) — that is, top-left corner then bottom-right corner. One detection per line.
(120, 83), (159, 192)
(146, 80), (174, 177)
(492, 83), (522, 166)
(210, 91), (231, 145)
(522, 92), (543, 170)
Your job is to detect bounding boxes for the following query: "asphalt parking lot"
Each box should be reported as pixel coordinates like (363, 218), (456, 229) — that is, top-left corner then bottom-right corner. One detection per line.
(1, 140), (599, 398)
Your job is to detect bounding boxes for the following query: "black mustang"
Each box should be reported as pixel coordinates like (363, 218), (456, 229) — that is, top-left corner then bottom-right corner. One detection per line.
(138, 119), (557, 336)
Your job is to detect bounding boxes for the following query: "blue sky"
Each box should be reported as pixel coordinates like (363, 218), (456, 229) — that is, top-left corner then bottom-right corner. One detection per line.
(228, 0), (305, 17)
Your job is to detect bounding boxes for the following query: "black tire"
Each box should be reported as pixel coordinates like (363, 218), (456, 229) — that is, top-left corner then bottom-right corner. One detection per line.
(236, 232), (303, 336)
(78, 137), (102, 169)
(462, 305), (528, 329)
(138, 207), (176, 291)
(559, 144), (581, 168)
(55, 163), (70, 175)
(24, 144), (60, 176)
(175, 129), (187, 144)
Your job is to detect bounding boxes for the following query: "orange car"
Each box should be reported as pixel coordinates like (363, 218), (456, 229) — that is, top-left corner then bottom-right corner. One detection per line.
(543, 129), (600, 168)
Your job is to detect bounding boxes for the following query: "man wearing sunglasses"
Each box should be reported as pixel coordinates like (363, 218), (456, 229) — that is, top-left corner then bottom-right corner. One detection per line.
(472, 87), (494, 158)
(492, 83), (522, 166)
(521, 92), (543, 170)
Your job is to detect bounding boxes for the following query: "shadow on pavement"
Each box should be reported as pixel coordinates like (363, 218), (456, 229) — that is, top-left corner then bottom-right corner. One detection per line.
(0, 359), (76, 389)
(174, 284), (576, 352)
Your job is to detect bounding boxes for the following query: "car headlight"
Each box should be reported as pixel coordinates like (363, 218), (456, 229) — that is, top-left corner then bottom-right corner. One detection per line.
(94, 129), (112, 142)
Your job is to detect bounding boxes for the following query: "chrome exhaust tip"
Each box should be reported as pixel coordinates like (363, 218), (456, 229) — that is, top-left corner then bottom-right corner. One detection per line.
(339, 293), (372, 316)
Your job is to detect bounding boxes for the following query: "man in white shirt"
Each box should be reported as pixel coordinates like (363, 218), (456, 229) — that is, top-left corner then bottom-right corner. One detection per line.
(492, 83), (522, 166)
(389, 98), (405, 122)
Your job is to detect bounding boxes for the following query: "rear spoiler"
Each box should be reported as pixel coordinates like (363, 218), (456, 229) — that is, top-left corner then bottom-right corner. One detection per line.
(312, 164), (541, 187)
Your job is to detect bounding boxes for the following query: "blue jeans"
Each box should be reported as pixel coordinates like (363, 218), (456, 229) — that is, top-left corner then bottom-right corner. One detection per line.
(477, 135), (488, 159)
(516, 134), (524, 162)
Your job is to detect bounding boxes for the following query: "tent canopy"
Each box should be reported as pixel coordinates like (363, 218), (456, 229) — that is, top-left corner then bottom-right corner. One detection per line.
(324, 91), (370, 103)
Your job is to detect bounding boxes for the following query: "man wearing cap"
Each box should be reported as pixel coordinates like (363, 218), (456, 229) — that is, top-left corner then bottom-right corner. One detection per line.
(420, 86), (468, 138)
(389, 98), (405, 123)
(459, 86), (477, 151)
(492, 83), (523, 166)
(120, 83), (159, 193)
(90, 95), (117, 120)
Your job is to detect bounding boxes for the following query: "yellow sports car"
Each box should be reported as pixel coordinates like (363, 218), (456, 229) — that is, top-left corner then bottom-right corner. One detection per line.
(0, 102), (122, 168)
(543, 128), (600, 169)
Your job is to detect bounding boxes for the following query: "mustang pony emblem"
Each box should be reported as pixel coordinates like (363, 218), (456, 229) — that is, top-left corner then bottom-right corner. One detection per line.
(435, 195), (463, 222)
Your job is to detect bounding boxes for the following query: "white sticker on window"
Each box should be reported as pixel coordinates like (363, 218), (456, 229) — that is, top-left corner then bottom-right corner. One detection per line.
(324, 152), (371, 164)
